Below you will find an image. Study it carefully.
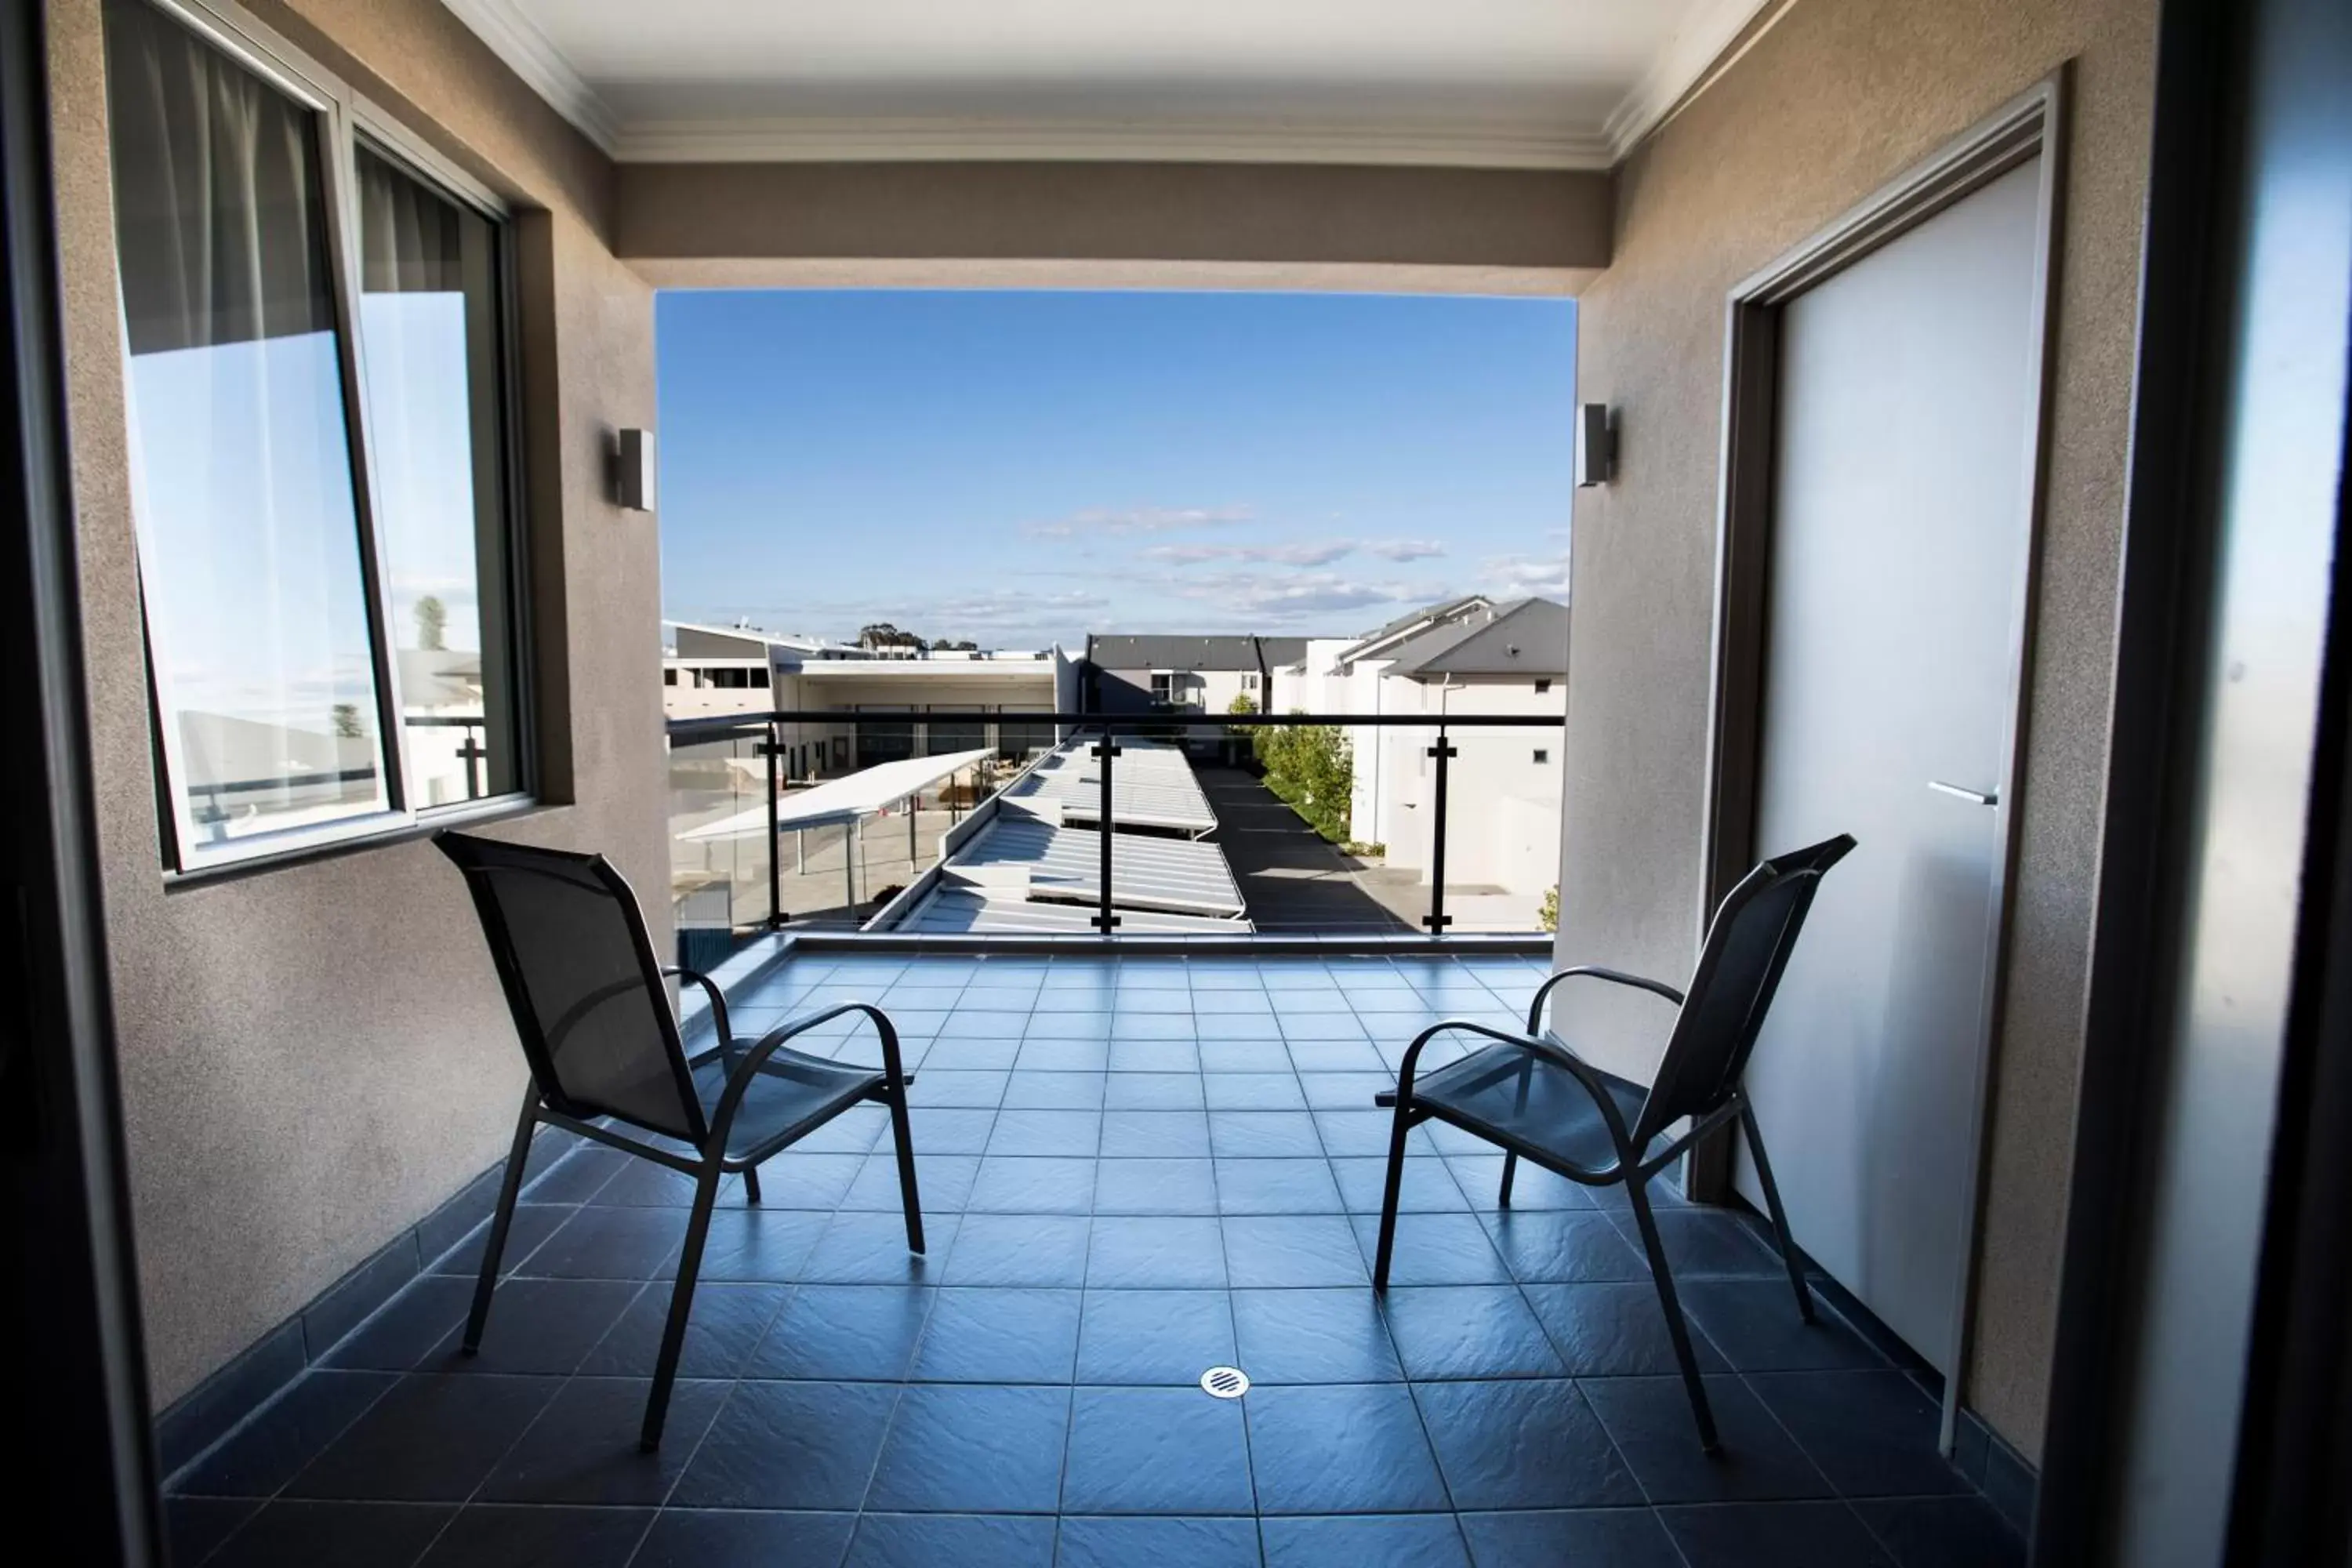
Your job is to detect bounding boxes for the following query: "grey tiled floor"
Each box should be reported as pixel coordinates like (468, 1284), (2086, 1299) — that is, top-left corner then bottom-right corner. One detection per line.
(165, 953), (2024, 1568)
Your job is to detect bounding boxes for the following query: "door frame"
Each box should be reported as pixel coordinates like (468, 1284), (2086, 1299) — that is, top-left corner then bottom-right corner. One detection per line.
(0, 0), (166, 1558)
(1695, 73), (2069, 1453)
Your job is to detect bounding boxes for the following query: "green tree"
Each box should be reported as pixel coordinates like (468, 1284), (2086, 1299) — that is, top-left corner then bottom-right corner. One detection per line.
(415, 594), (448, 652)
(330, 702), (363, 739)
(1254, 710), (1352, 842)
(857, 622), (928, 652)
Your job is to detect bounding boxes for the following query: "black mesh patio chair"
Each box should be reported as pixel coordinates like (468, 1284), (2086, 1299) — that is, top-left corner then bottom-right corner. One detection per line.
(1372, 832), (1855, 1452)
(436, 830), (922, 1450)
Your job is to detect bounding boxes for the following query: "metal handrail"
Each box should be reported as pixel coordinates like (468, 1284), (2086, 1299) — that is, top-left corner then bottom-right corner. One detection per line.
(664, 706), (1563, 941)
(666, 707), (1563, 738)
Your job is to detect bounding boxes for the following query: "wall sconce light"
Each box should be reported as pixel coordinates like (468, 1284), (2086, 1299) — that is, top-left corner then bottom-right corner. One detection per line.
(1575, 402), (1616, 488)
(612, 428), (656, 512)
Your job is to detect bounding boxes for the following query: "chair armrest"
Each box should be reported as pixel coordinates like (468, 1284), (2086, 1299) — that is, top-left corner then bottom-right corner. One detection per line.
(1377, 1018), (1642, 1167)
(1525, 964), (1685, 1036)
(706, 1002), (909, 1151)
(662, 964), (732, 1051)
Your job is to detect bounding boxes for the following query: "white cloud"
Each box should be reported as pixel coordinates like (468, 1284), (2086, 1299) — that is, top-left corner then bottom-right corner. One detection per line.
(1138, 537), (1447, 568)
(1480, 551), (1572, 599)
(1142, 539), (1358, 568)
(1024, 504), (1254, 539)
(686, 587), (1112, 649)
(1165, 570), (1434, 622)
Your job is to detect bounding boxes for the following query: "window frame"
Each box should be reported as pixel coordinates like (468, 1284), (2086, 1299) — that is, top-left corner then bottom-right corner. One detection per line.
(349, 100), (536, 820)
(114, 0), (533, 878)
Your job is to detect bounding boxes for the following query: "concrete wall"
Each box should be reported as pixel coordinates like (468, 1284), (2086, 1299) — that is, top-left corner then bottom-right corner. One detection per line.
(662, 659), (774, 719)
(1434, 687), (1565, 895)
(48, 0), (662, 1406)
(1359, 676), (1564, 890)
(1194, 667), (1259, 720)
(1552, 0), (2157, 1458)
(750, 669), (1060, 779)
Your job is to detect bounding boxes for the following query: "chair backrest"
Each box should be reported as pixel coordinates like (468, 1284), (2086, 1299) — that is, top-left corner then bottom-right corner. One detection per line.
(436, 830), (708, 1145)
(1633, 832), (1856, 1146)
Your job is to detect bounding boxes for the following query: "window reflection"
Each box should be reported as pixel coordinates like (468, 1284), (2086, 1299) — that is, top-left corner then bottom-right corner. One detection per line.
(105, 0), (390, 849)
(357, 147), (520, 806)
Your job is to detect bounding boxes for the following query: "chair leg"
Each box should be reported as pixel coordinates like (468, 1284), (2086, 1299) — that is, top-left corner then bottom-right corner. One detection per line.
(742, 1167), (762, 1206)
(1371, 1095), (1414, 1292)
(884, 1079), (925, 1254)
(641, 1158), (723, 1452)
(463, 1087), (538, 1355)
(1624, 1174), (1720, 1453)
(1499, 1057), (1533, 1208)
(1738, 1098), (1814, 1323)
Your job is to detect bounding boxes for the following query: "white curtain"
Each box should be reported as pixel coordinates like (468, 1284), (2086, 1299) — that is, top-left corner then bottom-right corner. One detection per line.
(105, 0), (386, 837)
(357, 147), (464, 296)
(105, 0), (332, 355)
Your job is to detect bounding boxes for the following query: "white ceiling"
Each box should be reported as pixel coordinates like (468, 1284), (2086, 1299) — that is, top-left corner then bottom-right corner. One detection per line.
(441, 0), (1780, 167)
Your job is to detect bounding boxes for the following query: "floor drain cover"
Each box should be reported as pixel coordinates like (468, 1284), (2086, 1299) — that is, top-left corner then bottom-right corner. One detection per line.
(1200, 1366), (1250, 1399)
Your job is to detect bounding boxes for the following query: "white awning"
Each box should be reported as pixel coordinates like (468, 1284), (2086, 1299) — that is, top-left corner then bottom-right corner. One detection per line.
(680, 748), (993, 840)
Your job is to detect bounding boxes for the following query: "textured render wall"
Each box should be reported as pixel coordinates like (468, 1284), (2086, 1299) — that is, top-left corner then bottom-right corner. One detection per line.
(47, 0), (663, 1406)
(618, 161), (1611, 296)
(1551, 0), (2156, 1458)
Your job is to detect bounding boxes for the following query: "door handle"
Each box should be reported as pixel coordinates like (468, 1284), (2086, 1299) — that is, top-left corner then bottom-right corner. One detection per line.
(1928, 780), (1998, 806)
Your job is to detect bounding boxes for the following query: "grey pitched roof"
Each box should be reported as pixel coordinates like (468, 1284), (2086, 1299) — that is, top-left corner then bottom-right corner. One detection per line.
(1388, 597), (1568, 677)
(1354, 593), (1490, 648)
(1086, 634), (1308, 671)
(1257, 637), (1310, 666)
(1334, 594), (1496, 665)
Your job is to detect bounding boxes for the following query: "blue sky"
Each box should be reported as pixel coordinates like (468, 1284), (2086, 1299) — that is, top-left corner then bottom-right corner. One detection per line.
(656, 290), (1576, 651)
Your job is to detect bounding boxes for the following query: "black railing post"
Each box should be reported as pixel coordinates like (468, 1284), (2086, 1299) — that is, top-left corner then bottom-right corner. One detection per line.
(1093, 727), (1120, 932)
(456, 721), (486, 801)
(760, 719), (783, 927)
(1424, 724), (1456, 933)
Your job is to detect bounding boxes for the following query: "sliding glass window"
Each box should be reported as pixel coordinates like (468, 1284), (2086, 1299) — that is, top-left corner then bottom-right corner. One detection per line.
(355, 147), (520, 807)
(100, 0), (526, 870)
(925, 704), (987, 756)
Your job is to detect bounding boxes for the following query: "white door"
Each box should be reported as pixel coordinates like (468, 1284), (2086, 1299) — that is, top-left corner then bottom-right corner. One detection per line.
(1738, 157), (2042, 1373)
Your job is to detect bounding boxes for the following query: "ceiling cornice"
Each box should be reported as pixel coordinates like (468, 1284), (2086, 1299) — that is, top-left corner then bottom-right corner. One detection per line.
(442, 0), (1780, 172)
(612, 118), (1613, 170)
(441, 0), (618, 154)
(1602, 0), (1784, 159)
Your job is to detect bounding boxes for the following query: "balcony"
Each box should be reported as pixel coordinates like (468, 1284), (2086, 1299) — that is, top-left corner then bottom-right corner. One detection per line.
(163, 947), (2022, 1568)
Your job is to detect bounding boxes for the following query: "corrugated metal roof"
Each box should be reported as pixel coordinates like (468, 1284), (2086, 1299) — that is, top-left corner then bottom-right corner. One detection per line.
(876, 734), (1255, 935)
(955, 815), (1244, 916)
(895, 885), (1253, 935)
(1000, 738), (1217, 835)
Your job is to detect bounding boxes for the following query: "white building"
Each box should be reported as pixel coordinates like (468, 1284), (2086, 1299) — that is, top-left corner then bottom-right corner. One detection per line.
(1077, 634), (1310, 742)
(1279, 596), (1568, 897)
(663, 621), (1078, 778)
